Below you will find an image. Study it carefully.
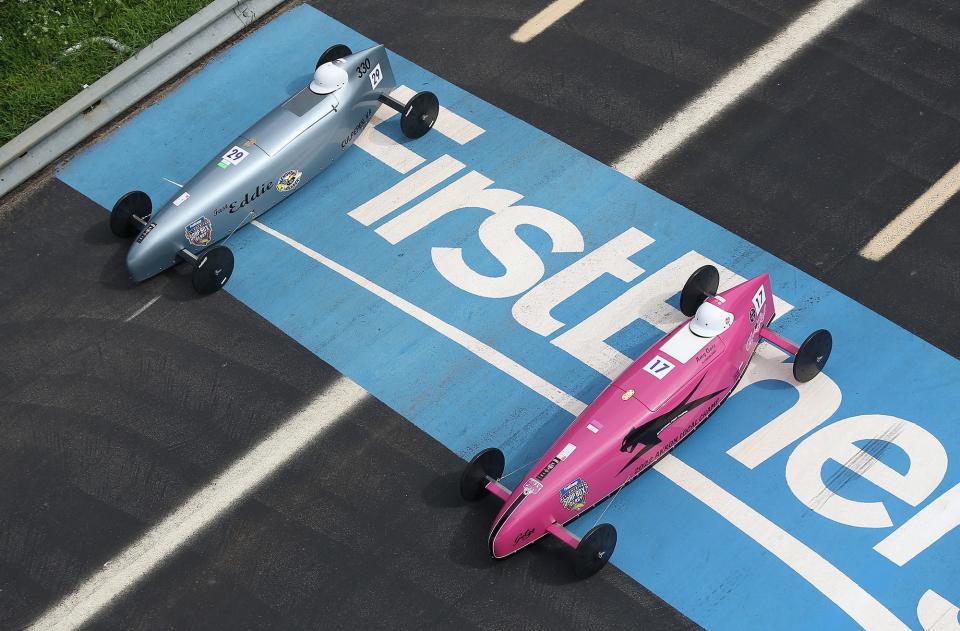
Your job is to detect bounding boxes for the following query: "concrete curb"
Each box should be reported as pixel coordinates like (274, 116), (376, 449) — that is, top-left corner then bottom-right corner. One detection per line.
(0, 0), (287, 200)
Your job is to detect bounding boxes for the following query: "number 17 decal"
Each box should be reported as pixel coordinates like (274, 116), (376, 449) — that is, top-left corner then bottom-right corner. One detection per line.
(752, 285), (766, 312)
(643, 355), (676, 380)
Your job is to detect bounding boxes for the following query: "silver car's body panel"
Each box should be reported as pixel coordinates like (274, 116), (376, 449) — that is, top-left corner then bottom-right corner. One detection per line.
(127, 45), (397, 282)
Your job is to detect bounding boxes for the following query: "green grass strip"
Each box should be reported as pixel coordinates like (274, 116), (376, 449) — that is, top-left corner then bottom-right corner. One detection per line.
(0, 0), (212, 146)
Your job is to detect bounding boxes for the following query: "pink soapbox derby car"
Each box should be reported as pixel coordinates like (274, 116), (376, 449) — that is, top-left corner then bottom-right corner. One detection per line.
(460, 266), (832, 578)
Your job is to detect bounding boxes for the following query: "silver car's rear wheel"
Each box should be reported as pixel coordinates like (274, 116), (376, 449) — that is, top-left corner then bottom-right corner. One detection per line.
(401, 91), (439, 139)
(316, 44), (351, 69)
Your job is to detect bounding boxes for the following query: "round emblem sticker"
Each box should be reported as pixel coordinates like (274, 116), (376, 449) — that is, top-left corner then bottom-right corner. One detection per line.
(276, 169), (302, 193)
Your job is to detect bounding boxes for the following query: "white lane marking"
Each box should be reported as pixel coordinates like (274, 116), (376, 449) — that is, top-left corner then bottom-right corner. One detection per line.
(389, 86), (485, 144)
(860, 160), (960, 261)
(29, 376), (368, 631)
(510, 0), (586, 44)
(249, 220), (907, 628)
(251, 221), (585, 416)
(354, 105), (427, 174)
(613, 0), (866, 179)
(123, 296), (160, 322)
(161, 177), (184, 188)
(654, 454), (909, 631)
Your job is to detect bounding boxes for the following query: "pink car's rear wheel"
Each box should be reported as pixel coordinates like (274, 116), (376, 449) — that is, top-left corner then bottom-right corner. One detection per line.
(459, 448), (504, 501)
(680, 265), (720, 317)
(573, 523), (617, 579)
(793, 329), (832, 382)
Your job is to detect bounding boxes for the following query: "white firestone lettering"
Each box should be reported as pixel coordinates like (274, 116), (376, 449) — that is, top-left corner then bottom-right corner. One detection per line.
(785, 415), (948, 529)
(375, 171), (522, 244)
(875, 481), (960, 566)
(512, 228), (654, 336)
(916, 589), (960, 630)
(348, 155), (466, 226)
(432, 205), (584, 299)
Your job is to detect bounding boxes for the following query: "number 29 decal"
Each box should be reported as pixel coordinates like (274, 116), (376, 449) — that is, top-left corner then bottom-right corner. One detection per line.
(369, 63), (382, 89)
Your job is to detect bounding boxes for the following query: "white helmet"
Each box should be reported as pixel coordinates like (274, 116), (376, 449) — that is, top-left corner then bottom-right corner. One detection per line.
(690, 301), (734, 337)
(309, 62), (348, 94)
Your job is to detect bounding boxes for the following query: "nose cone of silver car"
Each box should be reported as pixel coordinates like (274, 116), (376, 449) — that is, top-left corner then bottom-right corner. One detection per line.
(309, 62), (348, 94)
(126, 232), (168, 283)
(126, 221), (181, 283)
(690, 301), (734, 337)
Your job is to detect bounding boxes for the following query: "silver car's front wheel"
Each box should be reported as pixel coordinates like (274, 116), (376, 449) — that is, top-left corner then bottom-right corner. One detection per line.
(191, 245), (234, 295)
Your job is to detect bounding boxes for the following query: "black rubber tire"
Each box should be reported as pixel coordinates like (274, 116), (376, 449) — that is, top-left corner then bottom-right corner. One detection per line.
(459, 448), (505, 501)
(110, 191), (151, 238)
(191, 246), (234, 295)
(316, 44), (351, 69)
(400, 91), (439, 139)
(573, 524), (617, 579)
(680, 265), (720, 317)
(793, 329), (832, 383)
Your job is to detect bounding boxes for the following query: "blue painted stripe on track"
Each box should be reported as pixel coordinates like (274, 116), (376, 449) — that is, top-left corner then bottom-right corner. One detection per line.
(58, 5), (959, 629)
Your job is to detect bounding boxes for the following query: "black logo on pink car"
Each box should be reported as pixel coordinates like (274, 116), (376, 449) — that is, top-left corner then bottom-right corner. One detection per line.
(618, 375), (724, 474)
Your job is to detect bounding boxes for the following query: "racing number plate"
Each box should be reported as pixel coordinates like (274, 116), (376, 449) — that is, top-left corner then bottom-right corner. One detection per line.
(369, 63), (383, 90)
(221, 146), (249, 165)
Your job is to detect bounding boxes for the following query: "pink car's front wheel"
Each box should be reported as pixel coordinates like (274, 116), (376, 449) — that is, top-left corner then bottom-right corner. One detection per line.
(460, 448), (505, 501)
(574, 523), (617, 579)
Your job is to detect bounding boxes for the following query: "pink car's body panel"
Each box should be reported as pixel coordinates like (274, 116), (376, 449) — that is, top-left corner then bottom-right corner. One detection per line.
(488, 274), (775, 558)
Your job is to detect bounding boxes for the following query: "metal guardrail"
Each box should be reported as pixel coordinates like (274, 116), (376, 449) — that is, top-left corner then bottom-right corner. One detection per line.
(0, 0), (287, 200)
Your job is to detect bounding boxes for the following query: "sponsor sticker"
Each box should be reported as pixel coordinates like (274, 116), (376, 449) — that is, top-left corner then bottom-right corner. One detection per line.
(173, 191), (190, 207)
(184, 216), (213, 247)
(522, 478), (543, 495)
(536, 457), (560, 480)
(621, 389), (635, 401)
(513, 528), (535, 545)
(217, 161), (229, 169)
(136, 222), (156, 244)
(559, 478), (589, 511)
(586, 423), (600, 434)
(276, 169), (302, 192)
(557, 443), (576, 460)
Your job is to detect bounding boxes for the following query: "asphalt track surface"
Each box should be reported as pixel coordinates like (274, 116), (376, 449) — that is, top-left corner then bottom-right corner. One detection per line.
(0, 182), (694, 627)
(0, 1), (957, 629)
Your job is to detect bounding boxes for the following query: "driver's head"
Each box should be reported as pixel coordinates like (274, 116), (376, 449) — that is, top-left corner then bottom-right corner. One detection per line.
(689, 301), (733, 337)
(309, 62), (348, 94)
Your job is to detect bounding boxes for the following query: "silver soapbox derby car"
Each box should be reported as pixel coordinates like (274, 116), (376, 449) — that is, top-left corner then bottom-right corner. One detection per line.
(109, 43), (438, 293)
